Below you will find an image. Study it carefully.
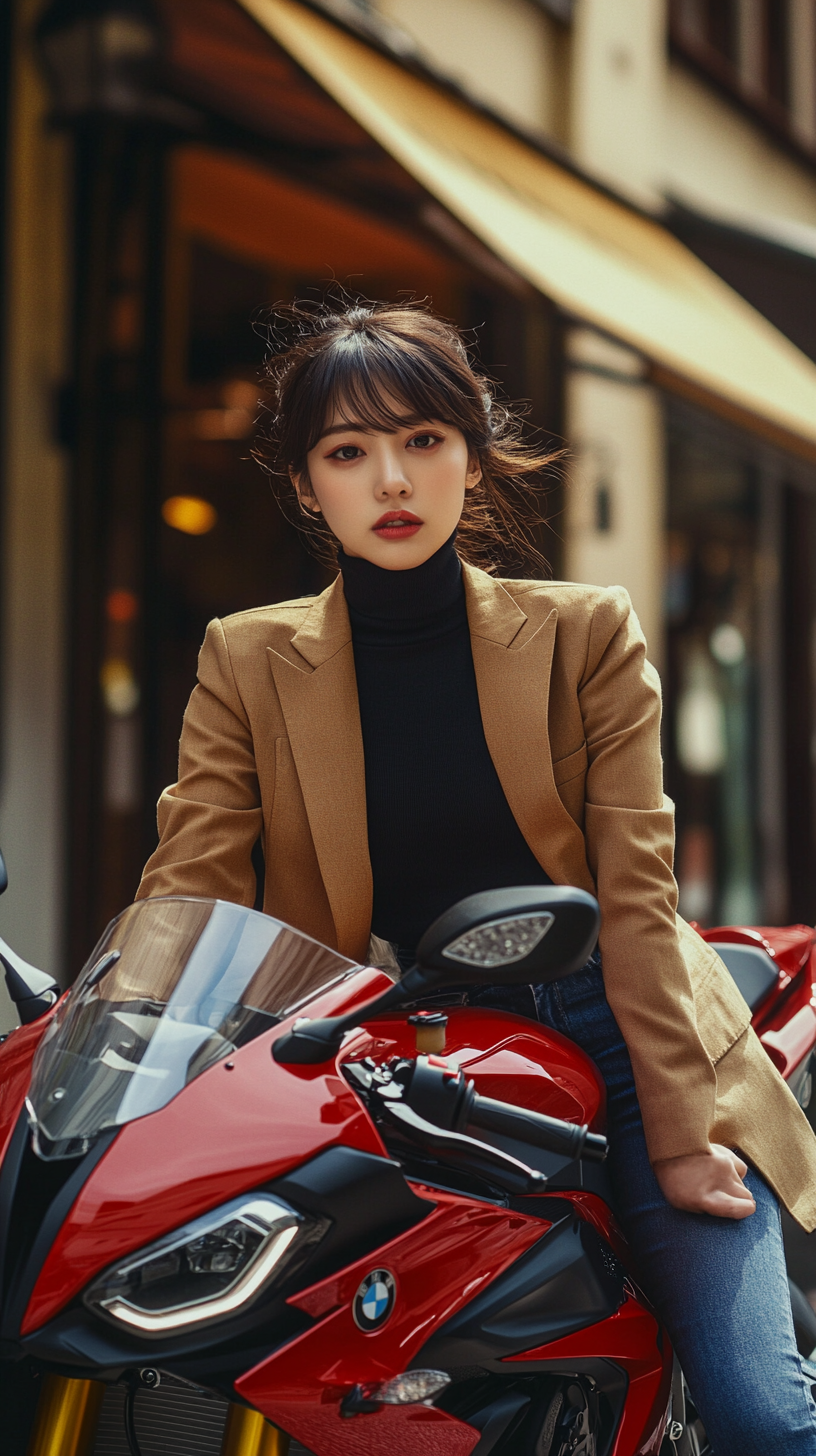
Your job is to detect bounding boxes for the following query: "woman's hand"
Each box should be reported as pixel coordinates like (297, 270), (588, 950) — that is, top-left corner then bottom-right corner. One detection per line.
(653, 1144), (756, 1219)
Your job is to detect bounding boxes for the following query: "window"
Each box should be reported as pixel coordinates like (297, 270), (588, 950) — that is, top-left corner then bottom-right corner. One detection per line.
(664, 396), (816, 926)
(707, 0), (740, 66)
(765, 0), (791, 108)
(670, 0), (806, 142)
(665, 402), (763, 925)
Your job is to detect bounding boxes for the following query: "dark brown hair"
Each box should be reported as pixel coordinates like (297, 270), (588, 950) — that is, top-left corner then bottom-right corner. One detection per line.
(254, 299), (559, 575)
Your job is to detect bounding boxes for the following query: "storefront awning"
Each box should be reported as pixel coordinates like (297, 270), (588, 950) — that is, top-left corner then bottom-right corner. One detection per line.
(240, 0), (816, 454)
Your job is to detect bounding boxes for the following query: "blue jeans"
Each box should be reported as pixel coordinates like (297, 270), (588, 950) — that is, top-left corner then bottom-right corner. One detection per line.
(471, 958), (816, 1455)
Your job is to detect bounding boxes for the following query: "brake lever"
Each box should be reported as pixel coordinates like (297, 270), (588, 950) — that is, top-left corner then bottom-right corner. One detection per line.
(378, 1098), (548, 1195)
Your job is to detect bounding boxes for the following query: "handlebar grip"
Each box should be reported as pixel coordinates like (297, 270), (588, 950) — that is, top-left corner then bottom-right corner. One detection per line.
(578, 1130), (608, 1163)
(468, 1093), (608, 1163)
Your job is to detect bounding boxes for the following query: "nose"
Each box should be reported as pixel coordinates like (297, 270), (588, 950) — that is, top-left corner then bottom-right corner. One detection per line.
(374, 441), (412, 500)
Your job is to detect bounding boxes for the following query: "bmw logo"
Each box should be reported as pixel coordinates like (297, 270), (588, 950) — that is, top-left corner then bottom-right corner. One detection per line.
(353, 1269), (396, 1331)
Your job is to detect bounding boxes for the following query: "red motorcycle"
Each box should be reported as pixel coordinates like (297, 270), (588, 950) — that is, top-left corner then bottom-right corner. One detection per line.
(0, 845), (814, 1456)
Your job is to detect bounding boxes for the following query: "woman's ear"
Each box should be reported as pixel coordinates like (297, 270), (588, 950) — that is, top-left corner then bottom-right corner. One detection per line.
(465, 455), (482, 492)
(290, 469), (322, 515)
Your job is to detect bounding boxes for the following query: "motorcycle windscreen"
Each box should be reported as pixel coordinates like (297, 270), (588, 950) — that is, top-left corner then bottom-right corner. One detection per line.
(26, 897), (358, 1159)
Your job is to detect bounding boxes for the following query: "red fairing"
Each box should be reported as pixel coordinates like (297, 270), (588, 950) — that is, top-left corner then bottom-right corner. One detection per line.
(699, 922), (815, 1009)
(0, 1013), (57, 1164)
(23, 993), (606, 1335)
(504, 1295), (673, 1456)
(22, 970), (392, 1335)
(699, 922), (816, 1071)
(236, 1188), (546, 1456)
(343, 1007), (606, 1129)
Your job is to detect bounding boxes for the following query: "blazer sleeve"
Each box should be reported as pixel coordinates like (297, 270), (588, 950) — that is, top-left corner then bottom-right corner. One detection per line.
(136, 619), (263, 907)
(579, 586), (718, 1164)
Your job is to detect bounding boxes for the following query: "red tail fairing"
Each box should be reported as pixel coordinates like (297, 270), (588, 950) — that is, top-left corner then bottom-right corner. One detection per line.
(700, 922), (816, 1095)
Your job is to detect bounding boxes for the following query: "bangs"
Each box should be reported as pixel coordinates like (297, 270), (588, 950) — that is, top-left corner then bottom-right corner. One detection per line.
(299, 329), (482, 459)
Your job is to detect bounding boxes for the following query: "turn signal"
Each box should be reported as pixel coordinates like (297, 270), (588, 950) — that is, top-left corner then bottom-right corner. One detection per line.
(341, 1369), (451, 1416)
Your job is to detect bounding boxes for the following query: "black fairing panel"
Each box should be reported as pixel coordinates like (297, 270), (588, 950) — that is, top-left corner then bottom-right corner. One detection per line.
(270, 1144), (432, 1269)
(438, 1360), (628, 1456)
(415, 1214), (625, 1369)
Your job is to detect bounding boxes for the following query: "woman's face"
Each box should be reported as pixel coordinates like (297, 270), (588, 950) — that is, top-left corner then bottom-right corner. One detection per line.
(300, 408), (481, 569)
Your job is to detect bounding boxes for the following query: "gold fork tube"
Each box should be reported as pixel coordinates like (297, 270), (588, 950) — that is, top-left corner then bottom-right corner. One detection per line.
(26, 1376), (105, 1456)
(220, 1403), (290, 1456)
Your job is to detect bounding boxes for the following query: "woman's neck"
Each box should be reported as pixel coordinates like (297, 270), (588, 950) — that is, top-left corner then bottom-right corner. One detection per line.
(338, 532), (463, 622)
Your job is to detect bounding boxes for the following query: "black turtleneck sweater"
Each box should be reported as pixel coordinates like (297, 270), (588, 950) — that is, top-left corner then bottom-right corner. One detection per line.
(340, 535), (551, 963)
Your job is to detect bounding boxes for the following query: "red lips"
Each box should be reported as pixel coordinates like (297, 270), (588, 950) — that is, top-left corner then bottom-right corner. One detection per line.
(372, 510), (423, 539)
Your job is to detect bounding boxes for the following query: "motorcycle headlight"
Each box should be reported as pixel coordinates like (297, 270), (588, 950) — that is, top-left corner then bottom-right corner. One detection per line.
(84, 1193), (328, 1336)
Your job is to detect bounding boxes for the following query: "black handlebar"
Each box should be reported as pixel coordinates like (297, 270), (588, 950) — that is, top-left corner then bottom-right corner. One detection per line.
(375, 1054), (609, 1165)
(467, 1093), (608, 1164)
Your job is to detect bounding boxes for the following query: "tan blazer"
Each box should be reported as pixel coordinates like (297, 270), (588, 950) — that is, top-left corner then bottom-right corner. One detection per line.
(138, 565), (816, 1229)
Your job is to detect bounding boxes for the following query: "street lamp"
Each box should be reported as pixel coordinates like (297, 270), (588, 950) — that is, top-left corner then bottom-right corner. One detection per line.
(33, 0), (196, 126)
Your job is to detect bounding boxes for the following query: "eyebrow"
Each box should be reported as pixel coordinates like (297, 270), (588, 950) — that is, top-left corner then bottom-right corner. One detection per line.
(316, 421), (382, 443)
(315, 416), (435, 444)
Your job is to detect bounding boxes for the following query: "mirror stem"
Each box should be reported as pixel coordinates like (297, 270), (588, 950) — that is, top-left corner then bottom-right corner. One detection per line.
(272, 964), (429, 1065)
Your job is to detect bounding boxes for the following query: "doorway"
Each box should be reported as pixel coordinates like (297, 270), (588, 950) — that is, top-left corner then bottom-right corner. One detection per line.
(66, 140), (562, 970)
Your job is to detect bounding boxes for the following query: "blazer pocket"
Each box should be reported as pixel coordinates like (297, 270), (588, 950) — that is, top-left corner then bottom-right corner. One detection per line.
(677, 916), (753, 1064)
(552, 741), (588, 787)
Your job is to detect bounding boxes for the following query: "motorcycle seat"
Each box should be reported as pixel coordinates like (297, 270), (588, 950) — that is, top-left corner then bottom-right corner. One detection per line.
(708, 942), (779, 1012)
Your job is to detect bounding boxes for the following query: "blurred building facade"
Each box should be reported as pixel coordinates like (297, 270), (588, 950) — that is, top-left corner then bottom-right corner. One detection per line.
(4, 0), (816, 1005)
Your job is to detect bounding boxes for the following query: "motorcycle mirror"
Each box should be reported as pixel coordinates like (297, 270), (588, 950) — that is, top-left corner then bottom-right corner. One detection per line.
(273, 885), (600, 1065)
(415, 886), (600, 987)
(0, 936), (61, 1025)
(0, 848), (7, 896)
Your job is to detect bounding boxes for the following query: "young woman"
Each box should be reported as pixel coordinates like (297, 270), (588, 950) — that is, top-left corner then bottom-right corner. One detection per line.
(139, 301), (816, 1453)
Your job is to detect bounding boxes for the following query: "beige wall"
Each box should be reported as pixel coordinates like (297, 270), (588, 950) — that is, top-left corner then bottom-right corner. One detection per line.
(570, 0), (667, 209)
(377, 0), (568, 139)
(564, 330), (665, 669)
(665, 63), (816, 229)
(555, 2), (669, 655)
(0, 0), (70, 1031)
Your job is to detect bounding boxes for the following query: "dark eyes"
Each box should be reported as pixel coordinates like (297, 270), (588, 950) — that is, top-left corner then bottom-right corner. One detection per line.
(327, 431), (441, 462)
(326, 428), (440, 457)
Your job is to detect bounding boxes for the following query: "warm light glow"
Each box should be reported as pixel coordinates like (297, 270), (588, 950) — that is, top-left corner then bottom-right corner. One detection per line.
(191, 407), (253, 440)
(106, 589), (139, 624)
(101, 659), (140, 717)
(162, 496), (218, 535)
(222, 378), (258, 411)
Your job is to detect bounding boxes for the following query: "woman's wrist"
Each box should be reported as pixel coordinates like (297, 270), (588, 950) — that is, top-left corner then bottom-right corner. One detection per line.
(652, 1142), (714, 1168)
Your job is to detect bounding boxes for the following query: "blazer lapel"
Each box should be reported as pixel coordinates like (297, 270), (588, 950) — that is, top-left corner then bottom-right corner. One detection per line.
(266, 577), (372, 959)
(463, 565), (589, 885)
